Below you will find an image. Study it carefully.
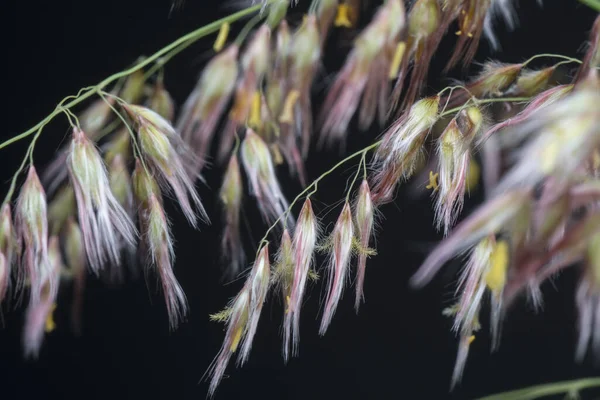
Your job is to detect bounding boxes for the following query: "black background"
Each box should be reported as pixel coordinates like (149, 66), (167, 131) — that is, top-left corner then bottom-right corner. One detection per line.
(1, 1), (599, 399)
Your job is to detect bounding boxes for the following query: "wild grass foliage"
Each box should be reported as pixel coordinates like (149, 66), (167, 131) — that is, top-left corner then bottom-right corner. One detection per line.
(2, 0), (600, 398)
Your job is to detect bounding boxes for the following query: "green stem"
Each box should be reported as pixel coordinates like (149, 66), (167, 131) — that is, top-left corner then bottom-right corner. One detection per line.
(97, 90), (147, 171)
(440, 97), (531, 118)
(345, 152), (366, 203)
(1, 106), (80, 206)
(234, 13), (265, 45)
(96, 118), (123, 139)
(522, 53), (582, 67)
(477, 377), (600, 400)
(579, 0), (600, 12)
(3, 125), (46, 206)
(142, 38), (195, 81)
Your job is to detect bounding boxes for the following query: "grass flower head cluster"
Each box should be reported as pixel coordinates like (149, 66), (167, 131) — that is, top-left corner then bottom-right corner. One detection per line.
(2, 0), (600, 398)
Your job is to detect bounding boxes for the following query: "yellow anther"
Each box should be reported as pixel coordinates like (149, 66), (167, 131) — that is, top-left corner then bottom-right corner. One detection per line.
(334, 4), (353, 28)
(45, 303), (57, 333)
(426, 171), (439, 191)
(467, 32), (473, 38)
(230, 326), (243, 352)
(248, 92), (262, 129)
(455, 30), (463, 36)
(465, 159), (480, 192)
(461, 8), (471, 24)
(285, 295), (291, 314)
(485, 240), (509, 295)
(279, 90), (301, 124)
(467, 335), (475, 345)
(389, 41), (407, 79)
(213, 22), (230, 52)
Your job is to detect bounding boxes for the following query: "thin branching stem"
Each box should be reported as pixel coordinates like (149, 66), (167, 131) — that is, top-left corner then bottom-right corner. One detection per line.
(346, 152), (367, 203)
(522, 53), (583, 67)
(253, 92), (541, 259)
(477, 377), (600, 400)
(0, 3), (265, 152)
(97, 90), (147, 171)
(255, 140), (382, 256)
(234, 13), (266, 45)
(2, 107), (73, 206)
(440, 97), (532, 118)
(579, 0), (600, 12)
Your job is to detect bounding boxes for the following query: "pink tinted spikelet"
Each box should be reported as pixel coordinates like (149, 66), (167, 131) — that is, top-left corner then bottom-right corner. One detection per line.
(575, 230), (600, 361)
(316, 0), (338, 46)
(442, 62), (523, 109)
(453, 237), (495, 336)
(0, 253), (8, 305)
(63, 217), (86, 336)
(207, 245), (270, 397)
(67, 128), (137, 273)
(218, 26), (271, 163)
(272, 229), (295, 306)
(126, 104), (208, 227)
(133, 161), (187, 329)
(494, 84), (600, 194)
(435, 107), (484, 234)
(575, 15), (600, 82)
(435, 120), (469, 233)
(148, 194), (188, 329)
(398, 0), (441, 108)
(320, 202), (354, 335)
(42, 98), (115, 197)
(238, 245), (270, 364)
(287, 15), (321, 157)
(354, 179), (374, 312)
(318, 0), (405, 147)
(108, 154), (134, 218)
(283, 198), (318, 360)
(444, 0), (492, 72)
(240, 129), (292, 227)
(450, 331), (477, 390)
(410, 189), (531, 288)
(15, 167), (52, 304)
(575, 277), (600, 361)
(219, 154), (244, 277)
(0, 204), (15, 303)
(22, 236), (61, 358)
(147, 79), (175, 122)
(371, 96), (440, 205)
(107, 154), (136, 280)
(207, 289), (250, 398)
(176, 45), (239, 173)
(479, 84), (573, 146)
